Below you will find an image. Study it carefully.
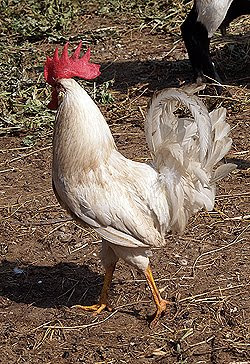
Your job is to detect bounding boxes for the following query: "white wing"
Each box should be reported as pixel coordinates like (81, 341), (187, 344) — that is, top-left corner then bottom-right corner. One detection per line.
(55, 151), (168, 249)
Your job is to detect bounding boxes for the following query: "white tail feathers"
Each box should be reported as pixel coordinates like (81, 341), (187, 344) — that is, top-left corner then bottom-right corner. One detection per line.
(145, 86), (212, 165)
(211, 163), (236, 184)
(145, 85), (236, 232)
(205, 108), (233, 170)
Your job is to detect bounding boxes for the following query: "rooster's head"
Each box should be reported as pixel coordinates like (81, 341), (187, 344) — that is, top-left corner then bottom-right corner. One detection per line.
(44, 41), (101, 109)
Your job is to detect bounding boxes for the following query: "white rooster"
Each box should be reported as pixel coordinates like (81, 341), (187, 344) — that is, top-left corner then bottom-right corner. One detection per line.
(44, 42), (235, 326)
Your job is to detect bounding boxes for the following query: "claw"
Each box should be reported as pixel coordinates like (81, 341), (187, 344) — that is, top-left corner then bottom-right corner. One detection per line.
(149, 299), (170, 328)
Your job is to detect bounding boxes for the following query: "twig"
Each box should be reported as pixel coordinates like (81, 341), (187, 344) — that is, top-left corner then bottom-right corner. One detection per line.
(0, 146), (33, 152)
(130, 87), (149, 105)
(0, 167), (16, 173)
(179, 283), (249, 303)
(216, 191), (250, 199)
(46, 220), (72, 236)
(32, 320), (55, 332)
(163, 42), (180, 57)
(184, 336), (215, 351)
(192, 224), (249, 275)
(3, 145), (52, 164)
(231, 150), (249, 155)
(0, 126), (21, 131)
(138, 106), (145, 120)
(224, 215), (250, 221)
(42, 310), (118, 330)
(200, 94), (246, 102)
(32, 217), (73, 226)
(68, 243), (88, 254)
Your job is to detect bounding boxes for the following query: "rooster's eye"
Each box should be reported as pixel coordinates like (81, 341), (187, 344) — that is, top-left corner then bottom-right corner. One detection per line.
(56, 83), (64, 93)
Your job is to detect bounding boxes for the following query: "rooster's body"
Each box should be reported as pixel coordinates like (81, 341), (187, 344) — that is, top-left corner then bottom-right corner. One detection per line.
(45, 43), (235, 325)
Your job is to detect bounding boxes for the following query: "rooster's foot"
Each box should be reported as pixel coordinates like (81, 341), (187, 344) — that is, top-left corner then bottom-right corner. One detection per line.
(72, 303), (112, 316)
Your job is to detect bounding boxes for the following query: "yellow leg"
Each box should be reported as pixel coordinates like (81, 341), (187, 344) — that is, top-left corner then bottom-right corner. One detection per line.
(72, 264), (116, 316)
(144, 265), (171, 327)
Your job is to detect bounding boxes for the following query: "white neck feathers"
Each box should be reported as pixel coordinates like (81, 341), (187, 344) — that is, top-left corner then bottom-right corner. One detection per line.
(52, 79), (116, 178)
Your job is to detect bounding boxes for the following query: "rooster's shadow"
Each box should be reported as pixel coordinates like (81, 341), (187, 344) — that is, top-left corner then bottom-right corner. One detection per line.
(0, 260), (153, 321)
(0, 260), (106, 309)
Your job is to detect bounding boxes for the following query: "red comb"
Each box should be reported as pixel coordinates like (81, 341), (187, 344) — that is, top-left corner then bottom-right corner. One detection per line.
(44, 41), (101, 86)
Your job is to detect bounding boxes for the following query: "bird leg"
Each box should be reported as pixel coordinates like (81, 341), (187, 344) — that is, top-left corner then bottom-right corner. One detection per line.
(72, 264), (116, 316)
(144, 265), (171, 327)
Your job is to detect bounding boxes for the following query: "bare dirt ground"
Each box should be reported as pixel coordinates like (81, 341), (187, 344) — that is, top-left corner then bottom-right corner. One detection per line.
(0, 2), (249, 363)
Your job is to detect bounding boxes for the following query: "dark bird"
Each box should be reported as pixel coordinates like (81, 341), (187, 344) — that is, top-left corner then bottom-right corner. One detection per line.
(181, 0), (250, 84)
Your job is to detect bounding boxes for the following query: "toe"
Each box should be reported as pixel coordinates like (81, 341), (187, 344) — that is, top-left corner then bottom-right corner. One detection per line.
(72, 304), (100, 312)
(72, 303), (112, 315)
